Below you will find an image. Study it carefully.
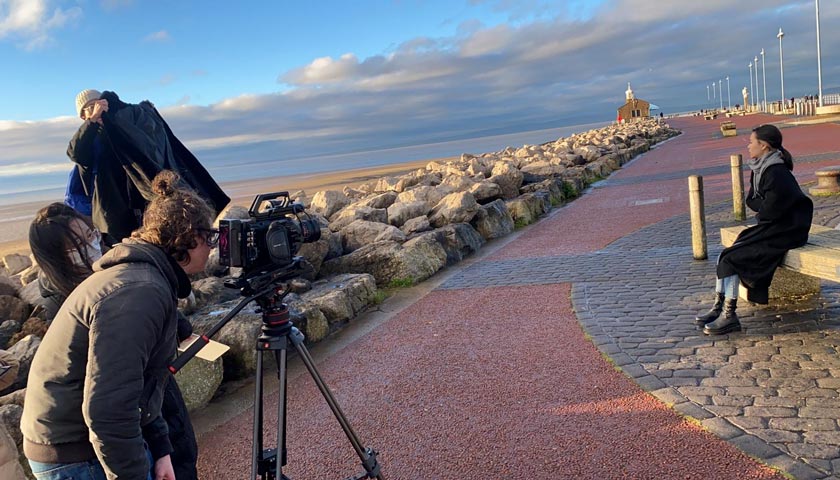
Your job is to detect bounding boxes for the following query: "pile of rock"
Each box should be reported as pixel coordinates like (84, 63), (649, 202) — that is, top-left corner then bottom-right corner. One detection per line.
(0, 118), (678, 477)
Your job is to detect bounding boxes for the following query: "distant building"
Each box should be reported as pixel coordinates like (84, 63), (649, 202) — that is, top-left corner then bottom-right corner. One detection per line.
(616, 82), (650, 123)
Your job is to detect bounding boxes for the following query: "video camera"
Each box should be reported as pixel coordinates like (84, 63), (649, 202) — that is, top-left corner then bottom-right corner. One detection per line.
(218, 192), (321, 277)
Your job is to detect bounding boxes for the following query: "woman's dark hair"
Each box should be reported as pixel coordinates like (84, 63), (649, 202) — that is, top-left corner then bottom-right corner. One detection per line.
(753, 124), (793, 170)
(133, 170), (214, 263)
(29, 203), (97, 297)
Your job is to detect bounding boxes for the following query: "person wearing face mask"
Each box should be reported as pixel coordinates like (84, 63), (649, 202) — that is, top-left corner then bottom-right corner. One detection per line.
(28, 203), (104, 323)
(695, 124), (814, 335)
(24, 181), (204, 479)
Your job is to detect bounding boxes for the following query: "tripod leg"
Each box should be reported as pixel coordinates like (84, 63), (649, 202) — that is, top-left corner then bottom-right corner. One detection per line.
(275, 348), (288, 479)
(289, 328), (383, 480)
(252, 350), (264, 480)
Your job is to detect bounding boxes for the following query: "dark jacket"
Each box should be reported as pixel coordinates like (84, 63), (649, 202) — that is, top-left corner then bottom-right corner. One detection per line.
(21, 239), (191, 479)
(717, 163), (814, 303)
(33, 272), (199, 479)
(67, 91), (230, 243)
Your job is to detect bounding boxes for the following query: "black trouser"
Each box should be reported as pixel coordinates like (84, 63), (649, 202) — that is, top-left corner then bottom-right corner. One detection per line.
(162, 378), (198, 480)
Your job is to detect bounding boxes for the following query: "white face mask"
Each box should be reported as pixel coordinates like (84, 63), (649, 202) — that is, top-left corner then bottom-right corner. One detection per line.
(68, 240), (102, 268)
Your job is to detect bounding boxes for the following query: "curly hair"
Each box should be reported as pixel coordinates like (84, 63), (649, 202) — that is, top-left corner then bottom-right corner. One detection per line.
(132, 170), (214, 263)
(29, 203), (97, 297)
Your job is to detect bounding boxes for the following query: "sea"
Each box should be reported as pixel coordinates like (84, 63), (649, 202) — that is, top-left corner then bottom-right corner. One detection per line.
(0, 120), (610, 228)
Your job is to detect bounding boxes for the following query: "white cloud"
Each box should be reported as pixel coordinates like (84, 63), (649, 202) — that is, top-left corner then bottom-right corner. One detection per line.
(4, 0), (840, 183)
(0, 0), (81, 49)
(143, 30), (171, 42)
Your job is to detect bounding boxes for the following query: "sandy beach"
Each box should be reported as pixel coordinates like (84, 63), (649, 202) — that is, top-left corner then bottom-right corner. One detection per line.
(0, 157), (442, 258)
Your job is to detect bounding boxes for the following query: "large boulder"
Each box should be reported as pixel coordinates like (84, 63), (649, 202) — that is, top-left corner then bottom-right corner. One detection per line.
(358, 191), (399, 209)
(297, 228), (332, 274)
(328, 205), (388, 232)
(401, 216), (432, 236)
(471, 199), (515, 240)
(0, 296), (28, 323)
(174, 356), (223, 412)
(321, 239), (447, 286)
(506, 193), (550, 227)
(2, 255), (30, 276)
(428, 191), (480, 228)
(387, 201), (430, 227)
(440, 174), (477, 192)
(396, 185), (453, 209)
(340, 220), (406, 254)
(488, 162), (524, 199)
(469, 181), (503, 204)
(310, 190), (351, 219)
(415, 223), (485, 265)
(286, 301), (329, 343)
(520, 179), (564, 206)
(189, 304), (263, 381)
(296, 274), (376, 328)
(0, 335), (39, 396)
(0, 320), (21, 349)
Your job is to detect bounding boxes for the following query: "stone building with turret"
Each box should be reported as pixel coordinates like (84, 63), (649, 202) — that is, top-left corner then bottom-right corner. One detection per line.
(616, 83), (650, 123)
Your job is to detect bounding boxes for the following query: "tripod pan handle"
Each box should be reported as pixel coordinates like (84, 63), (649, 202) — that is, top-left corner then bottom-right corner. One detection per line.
(168, 335), (210, 374)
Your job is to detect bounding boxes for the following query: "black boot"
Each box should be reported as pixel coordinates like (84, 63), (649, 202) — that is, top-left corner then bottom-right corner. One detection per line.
(703, 298), (741, 335)
(695, 292), (725, 325)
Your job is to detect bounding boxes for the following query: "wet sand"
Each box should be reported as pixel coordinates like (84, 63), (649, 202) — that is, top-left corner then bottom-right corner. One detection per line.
(0, 157), (441, 258)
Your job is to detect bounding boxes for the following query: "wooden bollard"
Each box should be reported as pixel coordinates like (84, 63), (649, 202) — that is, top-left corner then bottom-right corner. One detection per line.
(730, 154), (746, 221)
(689, 175), (707, 260)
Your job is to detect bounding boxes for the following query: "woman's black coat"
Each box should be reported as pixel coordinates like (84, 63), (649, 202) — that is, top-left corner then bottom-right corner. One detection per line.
(717, 163), (813, 304)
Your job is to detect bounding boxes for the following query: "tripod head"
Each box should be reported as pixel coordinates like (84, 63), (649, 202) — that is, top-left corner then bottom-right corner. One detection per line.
(169, 257), (306, 374)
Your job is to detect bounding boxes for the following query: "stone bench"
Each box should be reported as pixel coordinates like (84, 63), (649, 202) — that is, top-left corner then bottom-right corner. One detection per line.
(720, 224), (840, 300)
(704, 113), (717, 120)
(720, 121), (737, 137)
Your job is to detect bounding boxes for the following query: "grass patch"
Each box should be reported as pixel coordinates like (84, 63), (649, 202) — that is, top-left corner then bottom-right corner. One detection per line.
(371, 290), (387, 305)
(387, 277), (415, 289)
(514, 218), (529, 229)
(561, 181), (578, 199)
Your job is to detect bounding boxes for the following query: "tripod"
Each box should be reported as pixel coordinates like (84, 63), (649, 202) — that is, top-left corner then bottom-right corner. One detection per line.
(170, 263), (383, 480)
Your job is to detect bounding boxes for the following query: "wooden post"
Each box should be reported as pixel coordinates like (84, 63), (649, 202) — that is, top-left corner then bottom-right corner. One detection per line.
(730, 154), (746, 221)
(689, 175), (707, 260)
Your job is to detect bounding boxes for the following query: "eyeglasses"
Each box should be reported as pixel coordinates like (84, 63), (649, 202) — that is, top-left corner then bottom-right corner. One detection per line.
(200, 228), (220, 248)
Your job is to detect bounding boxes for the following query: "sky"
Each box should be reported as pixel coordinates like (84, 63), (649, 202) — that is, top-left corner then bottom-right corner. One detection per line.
(1, 0), (839, 196)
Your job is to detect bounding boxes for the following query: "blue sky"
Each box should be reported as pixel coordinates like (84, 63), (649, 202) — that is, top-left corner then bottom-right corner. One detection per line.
(1, 0), (838, 195)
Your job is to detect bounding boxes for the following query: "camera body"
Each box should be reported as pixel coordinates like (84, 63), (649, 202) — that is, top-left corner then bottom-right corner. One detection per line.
(218, 192), (321, 274)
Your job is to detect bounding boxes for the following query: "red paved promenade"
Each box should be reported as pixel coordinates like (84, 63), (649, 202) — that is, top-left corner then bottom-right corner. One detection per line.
(195, 114), (840, 479)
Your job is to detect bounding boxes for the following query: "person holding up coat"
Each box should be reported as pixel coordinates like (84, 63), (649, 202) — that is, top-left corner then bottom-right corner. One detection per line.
(695, 124), (813, 335)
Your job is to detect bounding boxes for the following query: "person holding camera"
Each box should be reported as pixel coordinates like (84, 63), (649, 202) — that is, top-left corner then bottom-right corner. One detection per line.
(27, 202), (200, 479)
(21, 171), (216, 480)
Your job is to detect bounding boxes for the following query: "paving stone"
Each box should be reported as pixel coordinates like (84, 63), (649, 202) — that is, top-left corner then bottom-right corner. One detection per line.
(764, 455), (830, 480)
(672, 402), (714, 421)
(743, 406), (797, 418)
(769, 418), (838, 431)
(787, 442), (840, 460)
(729, 434), (785, 461)
(700, 417), (744, 440)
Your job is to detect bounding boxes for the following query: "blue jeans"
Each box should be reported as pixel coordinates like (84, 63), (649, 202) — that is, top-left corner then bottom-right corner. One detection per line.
(29, 449), (154, 480)
(28, 459), (107, 480)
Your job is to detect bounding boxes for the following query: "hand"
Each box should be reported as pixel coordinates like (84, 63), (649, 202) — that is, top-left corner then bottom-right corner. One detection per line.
(153, 454), (176, 480)
(89, 99), (109, 124)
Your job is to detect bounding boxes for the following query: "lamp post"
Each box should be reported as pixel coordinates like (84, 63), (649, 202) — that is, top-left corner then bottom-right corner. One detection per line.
(726, 76), (731, 110)
(761, 48), (767, 112)
(816, 0), (824, 107)
(749, 62), (754, 112)
(707, 84), (710, 103)
(712, 82), (716, 101)
(778, 27), (786, 108)
(719, 79), (723, 110)
(754, 56), (760, 109)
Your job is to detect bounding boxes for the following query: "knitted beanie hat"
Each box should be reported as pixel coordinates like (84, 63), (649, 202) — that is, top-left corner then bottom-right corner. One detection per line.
(75, 89), (102, 118)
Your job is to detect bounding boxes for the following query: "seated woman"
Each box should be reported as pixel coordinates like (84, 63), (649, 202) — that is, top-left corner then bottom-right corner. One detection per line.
(21, 172), (208, 480)
(696, 124), (814, 335)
